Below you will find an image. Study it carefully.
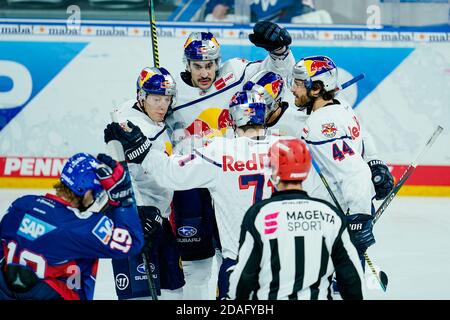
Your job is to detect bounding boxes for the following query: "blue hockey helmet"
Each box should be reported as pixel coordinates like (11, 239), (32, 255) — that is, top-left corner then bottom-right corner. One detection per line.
(60, 153), (103, 199)
(229, 90), (267, 128)
(136, 66), (177, 105)
(183, 32), (221, 63)
(243, 71), (285, 118)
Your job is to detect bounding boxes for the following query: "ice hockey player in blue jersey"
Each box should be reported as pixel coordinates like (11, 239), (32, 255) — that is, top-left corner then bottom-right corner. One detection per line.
(0, 152), (144, 300)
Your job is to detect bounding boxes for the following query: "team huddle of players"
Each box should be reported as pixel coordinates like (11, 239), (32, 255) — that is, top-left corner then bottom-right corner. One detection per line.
(0, 21), (393, 300)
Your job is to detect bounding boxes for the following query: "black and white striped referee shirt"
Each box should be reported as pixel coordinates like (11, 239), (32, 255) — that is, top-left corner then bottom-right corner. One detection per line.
(229, 189), (365, 300)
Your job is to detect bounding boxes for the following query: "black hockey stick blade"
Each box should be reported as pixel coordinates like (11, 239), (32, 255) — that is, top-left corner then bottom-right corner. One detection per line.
(379, 271), (388, 289)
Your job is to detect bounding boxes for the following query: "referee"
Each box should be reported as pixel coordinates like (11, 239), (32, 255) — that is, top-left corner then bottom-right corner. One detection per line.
(229, 138), (365, 300)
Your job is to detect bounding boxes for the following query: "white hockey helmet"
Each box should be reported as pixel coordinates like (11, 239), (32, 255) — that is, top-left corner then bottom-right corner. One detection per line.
(292, 55), (338, 92)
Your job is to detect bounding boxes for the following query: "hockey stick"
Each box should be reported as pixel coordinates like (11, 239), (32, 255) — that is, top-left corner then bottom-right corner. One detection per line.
(109, 112), (159, 301)
(311, 158), (388, 292)
(148, 0), (160, 68)
(336, 73), (365, 92)
(373, 125), (444, 225)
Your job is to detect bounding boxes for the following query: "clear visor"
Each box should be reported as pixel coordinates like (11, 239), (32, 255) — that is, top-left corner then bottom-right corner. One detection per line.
(287, 75), (308, 90)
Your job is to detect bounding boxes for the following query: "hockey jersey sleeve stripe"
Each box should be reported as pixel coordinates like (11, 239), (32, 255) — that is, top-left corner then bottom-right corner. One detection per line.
(268, 239), (281, 300)
(303, 135), (353, 145)
(194, 149), (222, 168)
(148, 125), (168, 141)
(172, 61), (261, 112)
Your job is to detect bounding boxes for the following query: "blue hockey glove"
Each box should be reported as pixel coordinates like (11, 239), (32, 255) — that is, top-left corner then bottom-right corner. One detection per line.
(95, 153), (134, 207)
(346, 213), (375, 255)
(249, 21), (292, 53)
(138, 206), (163, 252)
(368, 160), (394, 200)
(104, 121), (152, 164)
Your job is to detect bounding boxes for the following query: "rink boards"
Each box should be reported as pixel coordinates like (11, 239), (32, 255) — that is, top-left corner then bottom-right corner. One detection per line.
(0, 20), (449, 196)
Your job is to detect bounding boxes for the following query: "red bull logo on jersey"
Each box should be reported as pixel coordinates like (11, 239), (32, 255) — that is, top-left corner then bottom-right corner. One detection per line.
(321, 123), (338, 138)
(349, 115), (361, 140)
(186, 107), (231, 137)
(222, 153), (266, 172)
(264, 212), (279, 235)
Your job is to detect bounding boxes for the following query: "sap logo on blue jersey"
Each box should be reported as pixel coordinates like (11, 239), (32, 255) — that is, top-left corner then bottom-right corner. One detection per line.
(177, 226), (197, 238)
(17, 214), (56, 241)
(92, 216), (114, 245)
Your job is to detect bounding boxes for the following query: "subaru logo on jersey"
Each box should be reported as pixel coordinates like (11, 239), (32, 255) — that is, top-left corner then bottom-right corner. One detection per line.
(92, 216), (114, 245)
(0, 41), (87, 130)
(17, 214), (56, 241)
(115, 273), (129, 290)
(137, 263), (147, 274)
(177, 226), (197, 237)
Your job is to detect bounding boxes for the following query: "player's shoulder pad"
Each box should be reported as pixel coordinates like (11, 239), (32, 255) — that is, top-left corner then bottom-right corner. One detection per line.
(12, 194), (40, 209)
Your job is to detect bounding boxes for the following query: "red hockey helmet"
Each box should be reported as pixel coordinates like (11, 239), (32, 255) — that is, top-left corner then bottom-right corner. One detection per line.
(268, 138), (312, 183)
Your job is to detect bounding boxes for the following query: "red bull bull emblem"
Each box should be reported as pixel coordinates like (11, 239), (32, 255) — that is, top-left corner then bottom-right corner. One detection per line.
(161, 80), (171, 89)
(321, 123), (338, 138)
(309, 58), (334, 74)
(244, 107), (256, 117)
(271, 79), (282, 97)
(139, 69), (149, 82)
(197, 46), (208, 54)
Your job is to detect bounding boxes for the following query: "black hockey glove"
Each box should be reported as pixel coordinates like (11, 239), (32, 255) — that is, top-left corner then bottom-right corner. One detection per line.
(249, 21), (292, 53)
(138, 206), (163, 252)
(266, 101), (289, 128)
(95, 153), (134, 207)
(104, 121), (152, 164)
(368, 160), (394, 200)
(346, 213), (375, 255)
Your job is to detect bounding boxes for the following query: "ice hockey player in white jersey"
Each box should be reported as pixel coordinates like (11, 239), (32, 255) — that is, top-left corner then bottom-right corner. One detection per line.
(104, 79), (296, 299)
(106, 67), (184, 300)
(168, 21), (295, 137)
(289, 56), (394, 263)
(229, 138), (365, 300)
(166, 24), (295, 299)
